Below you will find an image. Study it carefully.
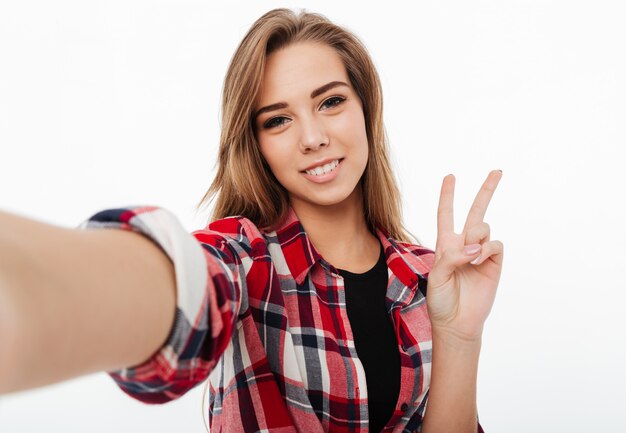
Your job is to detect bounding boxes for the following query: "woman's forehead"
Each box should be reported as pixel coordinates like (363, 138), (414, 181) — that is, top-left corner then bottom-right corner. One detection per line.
(258, 42), (351, 104)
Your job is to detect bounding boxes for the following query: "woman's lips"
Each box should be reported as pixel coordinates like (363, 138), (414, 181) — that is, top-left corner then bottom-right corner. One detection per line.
(301, 158), (343, 184)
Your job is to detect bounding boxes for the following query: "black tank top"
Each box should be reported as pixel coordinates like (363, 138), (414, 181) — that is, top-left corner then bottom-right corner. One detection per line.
(338, 241), (401, 433)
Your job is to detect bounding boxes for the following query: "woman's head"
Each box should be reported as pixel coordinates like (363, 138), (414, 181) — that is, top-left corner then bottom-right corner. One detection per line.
(255, 40), (370, 223)
(197, 8), (417, 243)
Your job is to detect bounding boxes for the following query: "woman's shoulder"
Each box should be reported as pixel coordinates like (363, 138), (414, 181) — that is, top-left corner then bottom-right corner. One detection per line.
(395, 240), (435, 255)
(389, 238), (436, 275)
(192, 214), (269, 255)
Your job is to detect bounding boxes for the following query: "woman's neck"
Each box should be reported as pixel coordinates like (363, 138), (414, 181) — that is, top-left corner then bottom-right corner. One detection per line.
(289, 186), (380, 272)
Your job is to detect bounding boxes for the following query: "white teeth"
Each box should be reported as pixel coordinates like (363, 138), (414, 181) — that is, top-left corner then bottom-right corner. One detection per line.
(305, 159), (339, 176)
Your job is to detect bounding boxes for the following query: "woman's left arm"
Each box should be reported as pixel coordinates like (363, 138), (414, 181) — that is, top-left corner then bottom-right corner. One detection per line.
(421, 170), (503, 433)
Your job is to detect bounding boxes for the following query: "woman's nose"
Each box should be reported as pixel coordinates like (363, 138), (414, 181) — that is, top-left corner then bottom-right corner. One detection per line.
(299, 115), (329, 151)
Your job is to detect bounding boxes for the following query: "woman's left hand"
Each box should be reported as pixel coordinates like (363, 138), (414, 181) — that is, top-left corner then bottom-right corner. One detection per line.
(426, 170), (504, 343)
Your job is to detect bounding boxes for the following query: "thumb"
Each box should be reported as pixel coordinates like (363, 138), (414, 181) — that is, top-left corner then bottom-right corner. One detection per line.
(430, 244), (482, 286)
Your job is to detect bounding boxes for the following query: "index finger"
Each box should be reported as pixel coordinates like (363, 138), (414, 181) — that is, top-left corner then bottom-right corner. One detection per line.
(462, 170), (502, 233)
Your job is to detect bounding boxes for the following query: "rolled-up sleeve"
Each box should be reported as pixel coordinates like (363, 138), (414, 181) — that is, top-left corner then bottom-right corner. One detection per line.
(78, 206), (248, 403)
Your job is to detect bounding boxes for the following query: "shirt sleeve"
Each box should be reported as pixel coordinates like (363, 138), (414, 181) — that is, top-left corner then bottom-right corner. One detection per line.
(77, 206), (248, 404)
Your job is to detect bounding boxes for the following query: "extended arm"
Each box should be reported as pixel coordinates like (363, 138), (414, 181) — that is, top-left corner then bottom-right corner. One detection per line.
(0, 209), (176, 394)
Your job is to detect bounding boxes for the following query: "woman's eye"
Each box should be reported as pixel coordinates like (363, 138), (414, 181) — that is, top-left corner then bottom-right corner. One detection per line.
(321, 96), (345, 110)
(263, 116), (289, 129)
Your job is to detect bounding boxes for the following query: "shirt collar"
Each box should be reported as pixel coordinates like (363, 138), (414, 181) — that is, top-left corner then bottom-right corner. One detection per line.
(273, 205), (425, 293)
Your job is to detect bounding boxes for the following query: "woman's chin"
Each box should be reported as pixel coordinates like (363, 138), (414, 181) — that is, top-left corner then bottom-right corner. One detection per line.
(291, 186), (359, 209)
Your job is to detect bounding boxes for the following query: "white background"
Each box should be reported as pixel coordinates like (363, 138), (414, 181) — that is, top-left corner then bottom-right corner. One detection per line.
(1, 1), (625, 432)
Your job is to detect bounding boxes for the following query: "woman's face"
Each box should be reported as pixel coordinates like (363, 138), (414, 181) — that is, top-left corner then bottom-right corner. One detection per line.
(254, 41), (369, 213)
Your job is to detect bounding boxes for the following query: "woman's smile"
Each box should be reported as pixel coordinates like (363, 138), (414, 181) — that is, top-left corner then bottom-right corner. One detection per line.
(301, 158), (344, 183)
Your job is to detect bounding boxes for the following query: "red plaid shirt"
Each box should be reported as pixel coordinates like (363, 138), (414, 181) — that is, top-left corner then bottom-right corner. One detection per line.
(80, 205), (484, 433)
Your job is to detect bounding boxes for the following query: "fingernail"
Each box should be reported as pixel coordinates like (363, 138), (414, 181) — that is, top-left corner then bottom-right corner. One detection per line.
(470, 255), (482, 265)
(464, 244), (481, 255)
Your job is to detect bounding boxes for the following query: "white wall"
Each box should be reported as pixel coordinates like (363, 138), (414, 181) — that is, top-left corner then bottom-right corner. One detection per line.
(1, 1), (624, 432)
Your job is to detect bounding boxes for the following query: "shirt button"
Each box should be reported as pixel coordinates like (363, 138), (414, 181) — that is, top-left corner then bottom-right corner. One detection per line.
(400, 403), (409, 412)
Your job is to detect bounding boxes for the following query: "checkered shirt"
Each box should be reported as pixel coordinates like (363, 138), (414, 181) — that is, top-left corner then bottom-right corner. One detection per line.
(79, 205), (484, 433)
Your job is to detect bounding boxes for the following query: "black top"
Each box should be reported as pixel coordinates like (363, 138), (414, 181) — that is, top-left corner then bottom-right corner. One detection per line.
(338, 241), (401, 433)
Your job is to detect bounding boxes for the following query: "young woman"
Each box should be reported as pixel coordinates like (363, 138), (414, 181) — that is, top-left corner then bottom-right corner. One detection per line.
(0, 8), (503, 433)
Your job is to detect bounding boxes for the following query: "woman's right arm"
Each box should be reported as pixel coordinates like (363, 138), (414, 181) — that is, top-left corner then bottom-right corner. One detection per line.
(0, 209), (177, 394)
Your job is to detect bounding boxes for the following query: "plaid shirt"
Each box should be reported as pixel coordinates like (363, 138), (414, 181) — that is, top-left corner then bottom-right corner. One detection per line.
(80, 205), (484, 433)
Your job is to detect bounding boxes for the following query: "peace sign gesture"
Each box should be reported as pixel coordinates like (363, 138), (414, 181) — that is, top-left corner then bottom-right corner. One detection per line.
(426, 170), (504, 343)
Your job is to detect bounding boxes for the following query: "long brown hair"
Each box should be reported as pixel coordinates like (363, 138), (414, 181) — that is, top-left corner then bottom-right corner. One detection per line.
(196, 8), (419, 244)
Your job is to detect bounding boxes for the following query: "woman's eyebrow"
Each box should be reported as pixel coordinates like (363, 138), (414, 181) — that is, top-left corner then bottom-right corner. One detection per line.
(254, 81), (349, 120)
(310, 80), (349, 98)
(255, 102), (288, 120)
